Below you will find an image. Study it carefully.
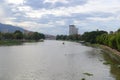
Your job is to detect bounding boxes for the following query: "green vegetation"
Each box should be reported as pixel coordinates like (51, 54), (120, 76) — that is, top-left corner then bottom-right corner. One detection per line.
(81, 30), (107, 43)
(83, 73), (93, 76)
(101, 50), (120, 80)
(24, 32), (45, 41)
(103, 62), (111, 65)
(56, 29), (120, 52)
(81, 78), (86, 80)
(0, 40), (22, 45)
(80, 29), (120, 51)
(56, 34), (81, 41)
(96, 30), (120, 51)
(0, 30), (45, 45)
(56, 29), (120, 80)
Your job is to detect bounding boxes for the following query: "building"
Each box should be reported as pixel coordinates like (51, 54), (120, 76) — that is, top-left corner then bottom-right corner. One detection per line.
(69, 25), (78, 35)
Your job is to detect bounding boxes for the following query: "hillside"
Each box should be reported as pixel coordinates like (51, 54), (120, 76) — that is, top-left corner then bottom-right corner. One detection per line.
(0, 23), (25, 33)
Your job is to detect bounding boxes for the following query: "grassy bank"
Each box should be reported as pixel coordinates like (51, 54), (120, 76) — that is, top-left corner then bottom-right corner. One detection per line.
(0, 40), (23, 46)
(0, 39), (44, 46)
(99, 45), (120, 62)
(80, 42), (99, 48)
(82, 42), (120, 62)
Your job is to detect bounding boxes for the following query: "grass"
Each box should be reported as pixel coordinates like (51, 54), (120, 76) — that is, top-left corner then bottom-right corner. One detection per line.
(100, 45), (120, 63)
(0, 40), (23, 46)
(0, 39), (44, 46)
(103, 62), (111, 65)
(82, 42), (100, 48)
(82, 42), (120, 62)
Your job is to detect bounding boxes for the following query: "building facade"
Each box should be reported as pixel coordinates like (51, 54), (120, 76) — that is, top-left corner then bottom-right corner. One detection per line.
(69, 25), (78, 35)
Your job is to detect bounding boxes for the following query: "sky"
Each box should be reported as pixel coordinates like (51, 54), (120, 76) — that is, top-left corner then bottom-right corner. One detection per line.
(0, 0), (120, 35)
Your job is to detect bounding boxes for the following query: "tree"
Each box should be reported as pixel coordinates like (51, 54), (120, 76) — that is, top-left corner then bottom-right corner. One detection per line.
(81, 31), (108, 43)
(96, 33), (109, 45)
(116, 32), (120, 51)
(117, 29), (120, 32)
(56, 35), (68, 40)
(39, 33), (45, 39)
(14, 30), (23, 40)
(0, 32), (2, 40)
(108, 35), (117, 49)
(3, 33), (14, 40)
(31, 32), (45, 41)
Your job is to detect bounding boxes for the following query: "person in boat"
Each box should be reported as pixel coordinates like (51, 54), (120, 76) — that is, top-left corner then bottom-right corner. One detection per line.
(62, 42), (65, 44)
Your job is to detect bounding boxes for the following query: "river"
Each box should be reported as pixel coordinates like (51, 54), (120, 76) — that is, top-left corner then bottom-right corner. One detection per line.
(0, 40), (119, 80)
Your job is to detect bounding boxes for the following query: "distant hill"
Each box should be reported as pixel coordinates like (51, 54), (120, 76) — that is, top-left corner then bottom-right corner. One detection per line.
(0, 23), (25, 33)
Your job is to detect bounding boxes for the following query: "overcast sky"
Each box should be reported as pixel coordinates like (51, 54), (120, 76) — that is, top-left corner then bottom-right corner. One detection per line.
(0, 0), (120, 35)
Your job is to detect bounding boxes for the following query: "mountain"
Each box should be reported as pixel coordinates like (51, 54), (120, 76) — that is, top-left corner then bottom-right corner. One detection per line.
(0, 23), (25, 33)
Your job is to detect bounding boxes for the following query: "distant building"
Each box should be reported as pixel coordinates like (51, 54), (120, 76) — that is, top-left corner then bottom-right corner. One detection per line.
(69, 25), (78, 35)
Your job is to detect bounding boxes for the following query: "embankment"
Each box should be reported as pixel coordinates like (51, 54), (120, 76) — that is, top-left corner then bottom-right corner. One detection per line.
(100, 45), (120, 62)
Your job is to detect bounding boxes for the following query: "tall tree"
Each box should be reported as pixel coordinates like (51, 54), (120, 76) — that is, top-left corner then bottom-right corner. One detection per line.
(14, 30), (23, 40)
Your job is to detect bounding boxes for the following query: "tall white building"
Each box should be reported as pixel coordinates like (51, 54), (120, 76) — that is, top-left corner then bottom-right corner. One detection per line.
(69, 25), (78, 35)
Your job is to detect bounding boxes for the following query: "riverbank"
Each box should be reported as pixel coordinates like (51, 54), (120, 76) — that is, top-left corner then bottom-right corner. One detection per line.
(100, 45), (120, 56)
(81, 42), (120, 62)
(0, 39), (44, 46)
(0, 40), (22, 46)
(99, 45), (120, 62)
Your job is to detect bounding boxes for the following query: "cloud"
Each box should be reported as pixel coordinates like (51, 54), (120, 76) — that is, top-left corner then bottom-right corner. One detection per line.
(87, 17), (115, 22)
(13, 5), (72, 19)
(5, 0), (26, 4)
(43, 0), (69, 4)
(0, 5), (4, 18)
(1, 0), (120, 35)
(5, 0), (120, 20)
(12, 0), (120, 20)
(25, 0), (87, 9)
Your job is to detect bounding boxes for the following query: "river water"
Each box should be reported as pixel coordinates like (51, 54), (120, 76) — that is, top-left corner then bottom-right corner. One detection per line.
(0, 40), (119, 80)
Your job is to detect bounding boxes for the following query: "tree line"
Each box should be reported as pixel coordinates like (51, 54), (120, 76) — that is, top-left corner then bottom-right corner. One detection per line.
(81, 30), (108, 43)
(80, 29), (120, 51)
(56, 34), (81, 41)
(56, 29), (120, 51)
(96, 29), (120, 51)
(0, 30), (45, 41)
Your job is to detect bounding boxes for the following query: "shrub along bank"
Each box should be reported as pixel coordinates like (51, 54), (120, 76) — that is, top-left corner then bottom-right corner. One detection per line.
(0, 30), (45, 45)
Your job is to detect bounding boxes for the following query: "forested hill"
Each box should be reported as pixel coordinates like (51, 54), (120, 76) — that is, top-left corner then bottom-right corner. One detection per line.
(0, 23), (25, 33)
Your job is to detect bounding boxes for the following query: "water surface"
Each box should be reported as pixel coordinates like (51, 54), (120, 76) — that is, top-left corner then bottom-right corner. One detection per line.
(0, 40), (118, 80)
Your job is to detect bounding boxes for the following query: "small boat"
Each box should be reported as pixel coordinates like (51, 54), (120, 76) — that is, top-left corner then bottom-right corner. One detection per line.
(62, 42), (65, 44)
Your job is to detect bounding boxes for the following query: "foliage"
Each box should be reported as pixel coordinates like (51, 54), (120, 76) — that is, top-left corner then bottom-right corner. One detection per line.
(83, 73), (93, 76)
(56, 29), (120, 51)
(93, 30), (120, 51)
(56, 34), (81, 41)
(14, 30), (23, 39)
(81, 31), (107, 43)
(3, 33), (14, 40)
(0, 32), (2, 40)
(0, 40), (22, 45)
(0, 30), (45, 41)
(81, 29), (120, 51)
(116, 33), (120, 50)
(31, 32), (44, 41)
(24, 32), (45, 40)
